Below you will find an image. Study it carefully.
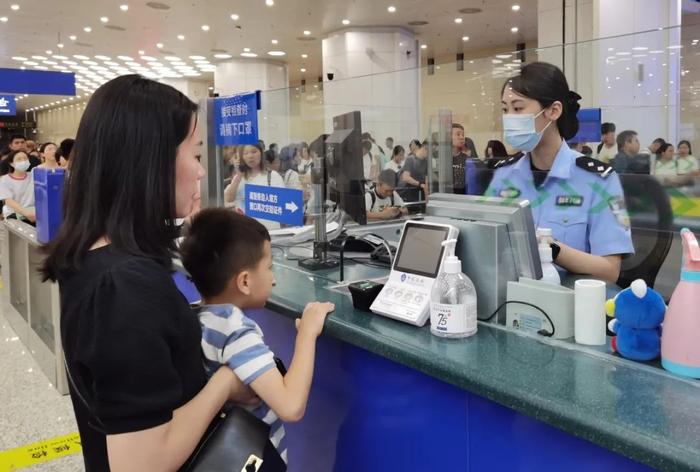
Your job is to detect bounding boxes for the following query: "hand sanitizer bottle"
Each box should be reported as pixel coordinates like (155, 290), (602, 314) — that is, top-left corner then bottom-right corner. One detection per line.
(539, 243), (561, 286)
(430, 239), (478, 338)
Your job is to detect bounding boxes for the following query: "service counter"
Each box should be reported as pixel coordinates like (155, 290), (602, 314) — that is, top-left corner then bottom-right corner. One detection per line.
(249, 232), (700, 472)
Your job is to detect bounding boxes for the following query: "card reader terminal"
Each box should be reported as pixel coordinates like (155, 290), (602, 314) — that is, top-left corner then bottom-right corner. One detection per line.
(370, 220), (458, 326)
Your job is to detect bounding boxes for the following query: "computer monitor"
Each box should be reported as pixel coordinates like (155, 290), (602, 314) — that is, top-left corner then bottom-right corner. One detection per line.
(325, 111), (367, 225)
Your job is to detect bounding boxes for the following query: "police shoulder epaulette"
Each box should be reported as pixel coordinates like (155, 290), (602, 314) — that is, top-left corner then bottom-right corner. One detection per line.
(575, 156), (613, 178)
(490, 153), (524, 169)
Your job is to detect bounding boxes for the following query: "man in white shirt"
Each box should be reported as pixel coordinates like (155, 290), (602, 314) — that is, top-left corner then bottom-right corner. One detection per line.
(365, 170), (408, 221)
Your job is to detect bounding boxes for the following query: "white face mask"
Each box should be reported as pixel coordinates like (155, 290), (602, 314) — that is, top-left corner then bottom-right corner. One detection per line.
(12, 161), (30, 172)
(502, 109), (553, 152)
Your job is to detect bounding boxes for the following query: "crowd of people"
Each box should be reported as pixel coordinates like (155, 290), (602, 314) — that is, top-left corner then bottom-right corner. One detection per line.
(0, 134), (74, 224)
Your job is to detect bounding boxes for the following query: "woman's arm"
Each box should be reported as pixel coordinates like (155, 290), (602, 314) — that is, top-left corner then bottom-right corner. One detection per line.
(4, 198), (36, 222)
(107, 366), (256, 472)
(223, 173), (242, 204)
(555, 243), (622, 284)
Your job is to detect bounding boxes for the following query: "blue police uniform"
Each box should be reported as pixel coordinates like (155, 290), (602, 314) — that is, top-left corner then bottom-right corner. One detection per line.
(486, 140), (634, 256)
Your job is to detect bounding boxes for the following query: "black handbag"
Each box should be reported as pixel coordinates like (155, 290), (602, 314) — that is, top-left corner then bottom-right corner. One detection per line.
(64, 357), (276, 472)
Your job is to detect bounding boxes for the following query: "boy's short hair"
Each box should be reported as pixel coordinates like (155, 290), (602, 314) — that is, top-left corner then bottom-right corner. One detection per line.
(601, 122), (616, 134)
(378, 169), (397, 187)
(180, 208), (271, 298)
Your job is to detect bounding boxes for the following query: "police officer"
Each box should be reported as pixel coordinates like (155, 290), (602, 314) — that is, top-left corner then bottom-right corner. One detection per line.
(487, 62), (634, 283)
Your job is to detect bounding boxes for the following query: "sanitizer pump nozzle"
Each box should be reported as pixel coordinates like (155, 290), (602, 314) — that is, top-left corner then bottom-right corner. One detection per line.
(442, 239), (461, 274)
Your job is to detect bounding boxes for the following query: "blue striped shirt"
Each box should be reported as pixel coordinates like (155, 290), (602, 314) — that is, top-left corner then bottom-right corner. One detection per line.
(198, 304), (287, 463)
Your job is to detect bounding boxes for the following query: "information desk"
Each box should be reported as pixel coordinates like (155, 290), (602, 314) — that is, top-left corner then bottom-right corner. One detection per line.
(252, 242), (700, 472)
(1, 220), (67, 394)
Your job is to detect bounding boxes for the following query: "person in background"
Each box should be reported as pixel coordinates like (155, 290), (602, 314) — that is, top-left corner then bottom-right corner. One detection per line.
(464, 137), (479, 159)
(653, 143), (677, 183)
(452, 124), (468, 194)
(365, 169), (407, 221)
(295, 142), (313, 175)
(485, 140), (508, 160)
(596, 122), (617, 164)
(224, 143), (285, 230)
(37, 142), (60, 170)
(385, 137), (394, 153)
(385, 145), (405, 173)
(640, 137), (666, 156)
(0, 150), (36, 223)
(362, 139), (378, 184)
(400, 139), (429, 202)
(488, 61), (633, 284)
(258, 139), (266, 151)
(362, 132), (387, 170)
(408, 139), (421, 158)
(25, 140), (40, 157)
(612, 130), (649, 174)
(269, 142), (278, 156)
(8, 134), (27, 153)
(676, 140), (699, 178)
(57, 138), (75, 168)
(180, 209), (335, 468)
(270, 148), (303, 192)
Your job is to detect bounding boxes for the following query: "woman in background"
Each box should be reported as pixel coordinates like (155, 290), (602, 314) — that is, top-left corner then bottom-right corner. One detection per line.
(37, 142), (60, 170)
(484, 140), (508, 160)
(385, 145), (405, 173)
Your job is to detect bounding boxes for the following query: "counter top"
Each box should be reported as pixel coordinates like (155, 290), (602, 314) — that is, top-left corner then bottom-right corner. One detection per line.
(267, 260), (700, 472)
(2, 219), (39, 246)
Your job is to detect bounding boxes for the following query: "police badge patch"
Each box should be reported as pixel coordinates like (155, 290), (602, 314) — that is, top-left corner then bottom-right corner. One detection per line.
(608, 196), (630, 230)
(499, 188), (521, 199)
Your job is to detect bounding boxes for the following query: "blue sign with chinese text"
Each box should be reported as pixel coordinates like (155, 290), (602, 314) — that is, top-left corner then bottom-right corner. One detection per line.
(0, 95), (16, 116)
(214, 92), (260, 145)
(245, 184), (304, 226)
(0, 68), (76, 96)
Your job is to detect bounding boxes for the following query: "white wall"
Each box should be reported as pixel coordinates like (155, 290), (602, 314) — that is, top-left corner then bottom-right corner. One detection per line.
(34, 102), (86, 144)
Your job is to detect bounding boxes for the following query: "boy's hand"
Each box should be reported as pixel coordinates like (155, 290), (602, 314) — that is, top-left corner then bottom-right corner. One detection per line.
(296, 302), (335, 338)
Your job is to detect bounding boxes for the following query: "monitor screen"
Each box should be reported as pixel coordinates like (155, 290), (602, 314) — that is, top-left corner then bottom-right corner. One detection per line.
(393, 223), (450, 278)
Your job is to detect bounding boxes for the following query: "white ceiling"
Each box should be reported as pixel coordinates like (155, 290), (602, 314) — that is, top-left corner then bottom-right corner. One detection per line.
(0, 0), (538, 112)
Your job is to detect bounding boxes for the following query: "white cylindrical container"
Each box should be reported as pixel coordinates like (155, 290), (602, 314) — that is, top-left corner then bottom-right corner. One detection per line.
(574, 279), (607, 345)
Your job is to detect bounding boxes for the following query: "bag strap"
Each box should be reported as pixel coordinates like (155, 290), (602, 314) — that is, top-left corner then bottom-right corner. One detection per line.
(267, 171), (272, 186)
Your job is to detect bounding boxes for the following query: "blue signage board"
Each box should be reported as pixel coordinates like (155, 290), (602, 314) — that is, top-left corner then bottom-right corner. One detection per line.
(569, 108), (602, 143)
(0, 68), (76, 96)
(214, 91), (260, 145)
(245, 184), (304, 226)
(0, 95), (16, 116)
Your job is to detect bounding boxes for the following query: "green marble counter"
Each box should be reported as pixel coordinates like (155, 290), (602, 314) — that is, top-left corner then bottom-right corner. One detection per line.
(266, 258), (700, 472)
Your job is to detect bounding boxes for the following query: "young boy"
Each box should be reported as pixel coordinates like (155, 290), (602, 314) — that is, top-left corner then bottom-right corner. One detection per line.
(180, 208), (335, 466)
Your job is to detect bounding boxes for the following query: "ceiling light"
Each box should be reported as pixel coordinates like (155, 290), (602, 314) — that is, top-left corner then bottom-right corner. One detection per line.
(342, 19), (350, 25)
(118, 55), (133, 61)
(266, 0), (274, 5)
(12, 56), (27, 61)
(32, 55), (48, 60)
(271, 39), (278, 44)
(201, 24), (210, 31)
(95, 55), (111, 61)
(165, 56), (181, 61)
(303, 30), (311, 35)
(300, 68), (306, 72)
(388, 6), (396, 13)
(100, 16), (109, 23)
(138, 50), (145, 55)
(301, 53), (308, 58)
(243, 47), (251, 52)
(156, 43), (164, 49)
(421, 44), (427, 49)
(84, 26), (92, 33)
(0, 16), (8, 22)
(10, 4), (19, 11)
(455, 18), (463, 24)
(57, 43), (64, 48)
(268, 51), (286, 56)
(511, 26), (519, 33)
(141, 55), (157, 61)
(69, 35), (77, 41)
(46, 50), (53, 55)
(512, 4), (520, 11)
(189, 55), (206, 60)
(462, 36), (469, 41)
(120, 4), (129, 11)
(177, 34), (185, 40)
(231, 13), (239, 20)
(214, 53), (232, 59)
(241, 52), (258, 58)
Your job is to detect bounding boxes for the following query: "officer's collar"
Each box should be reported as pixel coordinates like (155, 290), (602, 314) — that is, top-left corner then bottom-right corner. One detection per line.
(516, 140), (573, 180)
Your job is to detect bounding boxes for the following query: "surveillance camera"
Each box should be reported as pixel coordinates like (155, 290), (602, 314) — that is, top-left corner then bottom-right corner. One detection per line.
(327, 72), (334, 81)
(406, 50), (412, 57)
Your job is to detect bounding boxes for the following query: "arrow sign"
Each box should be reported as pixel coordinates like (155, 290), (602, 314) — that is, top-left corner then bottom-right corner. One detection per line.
(245, 184), (305, 226)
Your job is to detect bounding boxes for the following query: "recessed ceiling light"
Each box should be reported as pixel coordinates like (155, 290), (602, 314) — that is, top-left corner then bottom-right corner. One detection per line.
(511, 26), (519, 33)
(512, 4), (521, 11)
(0, 16), (8, 22)
(241, 52), (258, 57)
(138, 50), (145, 55)
(10, 4), (19, 11)
(342, 19), (350, 25)
(177, 34), (185, 40)
(46, 50), (53, 55)
(303, 30), (311, 35)
(301, 53), (308, 58)
(300, 68), (306, 72)
(57, 43), (64, 48)
(11, 56), (27, 61)
(201, 24), (210, 31)
(455, 18), (463, 24)
(388, 6), (396, 13)
(100, 16), (109, 23)
(214, 53), (232, 59)
(421, 44), (427, 49)
(243, 47), (251, 52)
(462, 36), (469, 41)
(84, 26), (92, 33)
(271, 39), (278, 44)
(268, 51), (286, 56)
(231, 13), (239, 20)
(32, 55), (48, 60)
(266, 0), (274, 5)
(156, 43), (164, 49)
(189, 55), (206, 60)
(69, 35), (77, 41)
(141, 55), (157, 61)
(95, 55), (111, 61)
(120, 4), (129, 11)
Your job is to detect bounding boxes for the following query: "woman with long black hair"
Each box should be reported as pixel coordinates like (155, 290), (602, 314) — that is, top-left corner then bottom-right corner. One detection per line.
(41, 75), (257, 471)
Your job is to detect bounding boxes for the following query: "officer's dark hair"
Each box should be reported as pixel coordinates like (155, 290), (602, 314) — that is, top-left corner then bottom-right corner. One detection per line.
(601, 122), (616, 135)
(180, 208), (270, 298)
(502, 62), (581, 140)
(616, 130), (638, 151)
(678, 140), (691, 155)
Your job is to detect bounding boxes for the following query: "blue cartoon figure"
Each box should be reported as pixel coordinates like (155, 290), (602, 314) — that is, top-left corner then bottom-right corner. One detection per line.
(606, 279), (666, 362)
